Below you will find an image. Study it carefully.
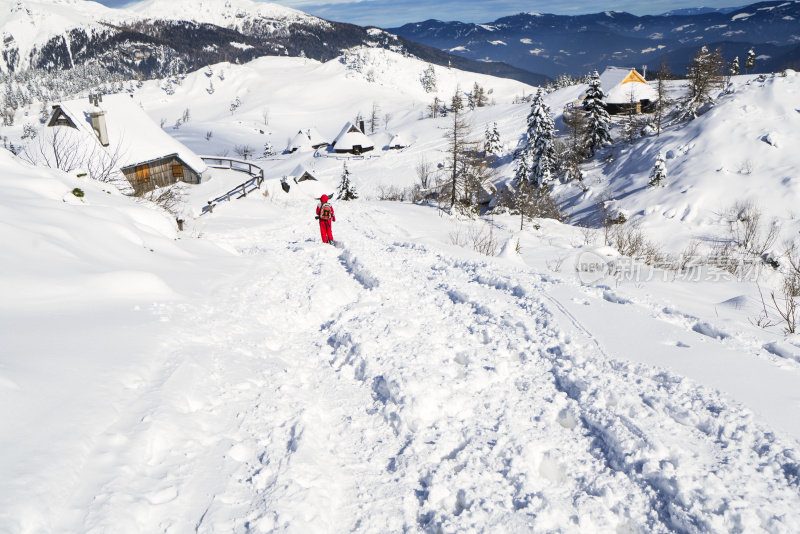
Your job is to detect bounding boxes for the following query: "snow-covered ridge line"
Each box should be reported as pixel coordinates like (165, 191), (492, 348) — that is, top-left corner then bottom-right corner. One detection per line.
(0, 0), (324, 74)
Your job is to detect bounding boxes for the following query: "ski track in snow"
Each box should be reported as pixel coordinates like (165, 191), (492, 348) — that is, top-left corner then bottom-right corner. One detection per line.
(51, 204), (800, 533)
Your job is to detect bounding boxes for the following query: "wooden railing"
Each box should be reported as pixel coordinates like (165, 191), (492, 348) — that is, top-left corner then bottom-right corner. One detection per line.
(199, 156), (265, 216)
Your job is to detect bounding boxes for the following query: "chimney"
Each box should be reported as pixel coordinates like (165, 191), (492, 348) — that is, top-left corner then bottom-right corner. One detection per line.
(88, 92), (109, 146)
(89, 110), (109, 147)
(359, 120), (365, 134)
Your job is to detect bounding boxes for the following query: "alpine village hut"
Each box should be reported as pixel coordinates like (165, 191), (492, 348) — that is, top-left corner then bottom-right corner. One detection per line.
(388, 133), (411, 150)
(288, 128), (329, 153)
(596, 67), (657, 114)
(289, 163), (318, 183)
(331, 121), (374, 155)
(46, 93), (209, 194)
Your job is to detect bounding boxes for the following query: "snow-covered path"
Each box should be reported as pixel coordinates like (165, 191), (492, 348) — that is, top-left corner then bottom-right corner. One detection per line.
(23, 200), (796, 533)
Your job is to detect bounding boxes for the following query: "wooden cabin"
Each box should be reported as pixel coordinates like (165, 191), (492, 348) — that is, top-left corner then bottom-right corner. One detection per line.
(47, 94), (209, 194)
(332, 122), (374, 155)
(596, 67), (657, 114)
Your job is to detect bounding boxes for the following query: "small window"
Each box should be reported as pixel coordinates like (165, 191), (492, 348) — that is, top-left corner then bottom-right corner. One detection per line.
(172, 165), (184, 179)
(135, 164), (150, 182)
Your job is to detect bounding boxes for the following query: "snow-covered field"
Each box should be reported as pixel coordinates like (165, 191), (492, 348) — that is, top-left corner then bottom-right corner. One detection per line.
(2, 50), (800, 532)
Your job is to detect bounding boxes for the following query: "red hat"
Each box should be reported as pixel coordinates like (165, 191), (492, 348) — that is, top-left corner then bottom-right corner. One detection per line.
(320, 194), (328, 203)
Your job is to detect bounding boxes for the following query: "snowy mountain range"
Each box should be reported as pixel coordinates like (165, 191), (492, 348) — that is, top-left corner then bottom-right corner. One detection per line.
(0, 0), (546, 85)
(389, 0), (800, 77)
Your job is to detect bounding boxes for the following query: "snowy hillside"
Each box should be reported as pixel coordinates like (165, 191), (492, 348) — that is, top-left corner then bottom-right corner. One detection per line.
(550, 70), (800, 254)
(3, 50), (800, 532)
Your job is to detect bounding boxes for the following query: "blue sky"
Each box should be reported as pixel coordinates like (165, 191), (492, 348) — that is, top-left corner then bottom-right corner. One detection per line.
(95, 0), (741, 27)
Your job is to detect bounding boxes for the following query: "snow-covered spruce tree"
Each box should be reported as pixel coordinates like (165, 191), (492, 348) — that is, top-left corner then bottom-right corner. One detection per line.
(420, 64), (437, 93)
(337, 162), (358, 200)
(649, 152), (667, 187)
(451, 85), (464, 114)
(484, 122), (502, 156)
(263, 140), (275, 158)
(526, 89), (557, 187)
(583, 70), (612, 158)
(731, 56), (740, 76)
(513, 146), (531, 187)
(472, 82), (488, 107)
(745, 48), (756, 73)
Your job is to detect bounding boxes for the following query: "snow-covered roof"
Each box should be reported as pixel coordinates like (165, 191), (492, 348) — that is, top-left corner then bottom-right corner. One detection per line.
(289, 128), (328, 151)
(289, 130), (313, 151)
(306, 127), (327, 147)
(289, 163), (317, 181)
(389, 133), (411, 148)
(599, 67), (657, 104)
(332, 122), (374, 151)
(51, 94), (207, 174)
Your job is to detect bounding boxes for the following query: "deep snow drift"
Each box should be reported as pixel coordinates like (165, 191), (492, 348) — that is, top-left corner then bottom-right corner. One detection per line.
(2, 50), (800, 532)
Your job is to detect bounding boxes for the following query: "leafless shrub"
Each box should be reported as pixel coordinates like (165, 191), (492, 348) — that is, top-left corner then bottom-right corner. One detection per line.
(449, 225), (498, 256)
(205, 131), (213, 141)
(233, 144), (253, 159)
(578, 224), (597, 246)
(416, 157), (435, 189)
(738, 159), (753, 175)
(547, 255), (567, 272)
(722, 200), (779, 256)
(141, 185), (186, 217)
(609, 224), (670, 266)
(752, 241), (800, 333)
(754, 283), (798, 334)
(21, 128), (124, 185)
(677, 240), (702, 270)
(376, 185), (409, 202)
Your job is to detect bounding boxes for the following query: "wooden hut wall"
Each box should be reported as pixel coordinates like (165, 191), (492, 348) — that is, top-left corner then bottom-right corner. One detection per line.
(123, 156), (200, 193)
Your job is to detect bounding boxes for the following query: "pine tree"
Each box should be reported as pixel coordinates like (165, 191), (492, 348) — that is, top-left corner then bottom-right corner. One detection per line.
(527, 89), (556, 187)
(484, 122), (502, 155)
(451, 85), (463, 113)
(583, 70), (612, 157)
(263, 140), (275, 158)
(420, 64), (437, 93)
(337, 162), (358, 200)
(745, 48), (756, 73)
(513, 147), (531, 187)
(649, 152), (667, 187)
(730, 56), (740, 76)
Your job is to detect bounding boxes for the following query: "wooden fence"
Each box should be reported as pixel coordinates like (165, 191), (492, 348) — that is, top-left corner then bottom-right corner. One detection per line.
(199, 156), (265, 216)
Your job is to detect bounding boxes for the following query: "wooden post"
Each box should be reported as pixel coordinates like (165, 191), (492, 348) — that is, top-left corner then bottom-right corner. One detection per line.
(207, 201), (213, 213)
(176, 218), (184, 231)
(227, 192), (230, 202)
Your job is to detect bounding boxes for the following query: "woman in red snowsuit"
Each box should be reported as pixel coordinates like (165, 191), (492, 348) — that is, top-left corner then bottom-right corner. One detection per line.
(315, 194), (335, 245)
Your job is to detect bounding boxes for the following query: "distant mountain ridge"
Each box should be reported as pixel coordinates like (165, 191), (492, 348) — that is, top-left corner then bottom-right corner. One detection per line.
(660, 6), (743, 16)
(0, 0), (547, 85)
(389, 0), (800, 77)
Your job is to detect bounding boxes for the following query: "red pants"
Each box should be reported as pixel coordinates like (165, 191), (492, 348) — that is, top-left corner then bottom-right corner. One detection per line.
(319, 220), (334, 243)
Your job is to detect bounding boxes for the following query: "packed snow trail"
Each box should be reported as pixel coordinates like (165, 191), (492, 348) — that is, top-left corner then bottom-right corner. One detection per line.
(36, 200), (800, 533)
